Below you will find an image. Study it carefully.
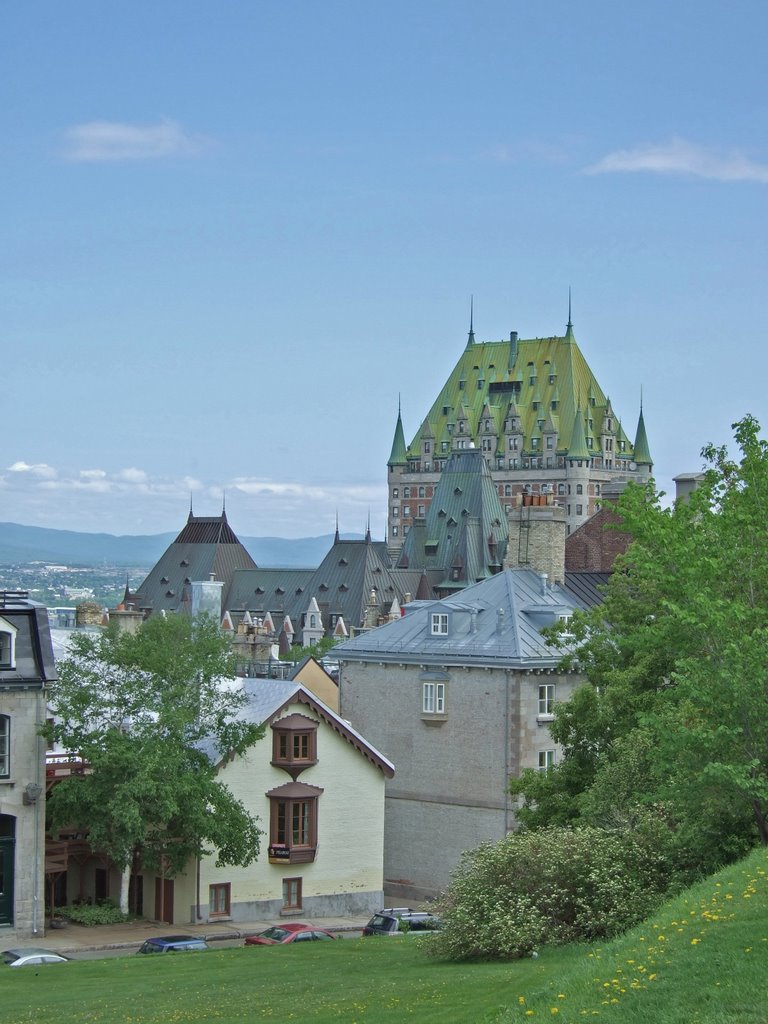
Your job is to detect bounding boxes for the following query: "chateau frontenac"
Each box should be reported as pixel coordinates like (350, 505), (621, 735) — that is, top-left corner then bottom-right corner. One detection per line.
(387, 311), (652, 549)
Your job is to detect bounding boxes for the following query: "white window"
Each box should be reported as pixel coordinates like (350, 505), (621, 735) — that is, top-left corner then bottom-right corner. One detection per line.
(0, 624), (17, 669)
(538, 683), (554, 716)
(538, 749), (555, 771)
(430, 613), (448, 636)
(0, 715), (9, 778)
(423, 682), (446, 714)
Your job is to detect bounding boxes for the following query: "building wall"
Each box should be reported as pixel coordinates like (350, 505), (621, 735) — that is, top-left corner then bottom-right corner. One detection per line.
(564, 505), (632, 572)
(146, 700), (386, 925)
(0, 686), (47, 939)
(340, 660), (580, 900)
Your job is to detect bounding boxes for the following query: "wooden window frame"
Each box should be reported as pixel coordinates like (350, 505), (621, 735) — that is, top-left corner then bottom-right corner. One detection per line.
(269, 796), (319, 864)
(209, 882), (231, 919)
(271, 715), (318, 780)
(282, 877), (302, 911)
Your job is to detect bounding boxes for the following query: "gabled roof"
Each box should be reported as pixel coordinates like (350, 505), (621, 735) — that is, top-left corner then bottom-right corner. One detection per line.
(204, 678), (394, 778)
(336, 568), (581, 669)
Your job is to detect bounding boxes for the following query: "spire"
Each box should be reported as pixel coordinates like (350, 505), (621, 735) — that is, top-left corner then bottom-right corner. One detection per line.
(221, 489), (226, 518)
(334, 511), (340, 545)
(387, 397), (408, 466)
(466, 296), (475, 349)
(188, 493), (194, 522)
(567, 400), (591, 461)
(633, 393), (653, 467)
(365, 510), (371, 544)
(565, 287), (574, 340)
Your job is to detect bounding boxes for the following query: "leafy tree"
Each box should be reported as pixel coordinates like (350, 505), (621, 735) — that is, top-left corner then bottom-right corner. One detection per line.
(511, 416), (768, 872)
(46, 614), (265, 912)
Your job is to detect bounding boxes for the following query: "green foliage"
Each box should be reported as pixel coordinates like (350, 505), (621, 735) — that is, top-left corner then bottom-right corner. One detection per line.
(57, 899), (128, 926)
(279, 636), (339, 662)
(45, 614), (265, 878)
(512, 416), (768, 873)
(428, 822), (677, 961)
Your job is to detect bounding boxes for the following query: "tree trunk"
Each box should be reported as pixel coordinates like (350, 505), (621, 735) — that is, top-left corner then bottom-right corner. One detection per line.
(119, 866), (131, 915)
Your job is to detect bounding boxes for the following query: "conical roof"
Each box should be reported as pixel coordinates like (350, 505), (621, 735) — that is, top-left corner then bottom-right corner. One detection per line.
(388, 406), (407, 466)
(633, 407), (652, 466)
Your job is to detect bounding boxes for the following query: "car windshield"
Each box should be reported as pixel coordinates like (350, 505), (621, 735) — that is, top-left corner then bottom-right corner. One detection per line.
(2, 951), (20, 965)
(369, 915), (393, 928)
(258, 928), (291, 941)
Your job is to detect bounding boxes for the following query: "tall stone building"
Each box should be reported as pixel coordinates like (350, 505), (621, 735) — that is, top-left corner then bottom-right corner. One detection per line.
(387, 310), (652, 550)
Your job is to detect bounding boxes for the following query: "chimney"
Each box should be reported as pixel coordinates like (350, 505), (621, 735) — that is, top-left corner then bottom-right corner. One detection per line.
(191, 577), (224, 619)
(505, 503), (566, 585)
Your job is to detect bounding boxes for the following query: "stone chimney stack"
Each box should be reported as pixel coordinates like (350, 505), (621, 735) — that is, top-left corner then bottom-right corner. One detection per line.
(505, 494), (566, 585)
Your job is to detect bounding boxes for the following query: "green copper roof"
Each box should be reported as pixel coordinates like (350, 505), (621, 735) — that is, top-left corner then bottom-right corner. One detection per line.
(409, 330), (636, 457)
(388, 406), (407, 466)
(567, 406), (591, 460)
(633, 407), (652, 466)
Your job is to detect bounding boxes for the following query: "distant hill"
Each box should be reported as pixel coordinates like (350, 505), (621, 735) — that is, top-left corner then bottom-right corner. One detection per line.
(0, 522), (359, 569)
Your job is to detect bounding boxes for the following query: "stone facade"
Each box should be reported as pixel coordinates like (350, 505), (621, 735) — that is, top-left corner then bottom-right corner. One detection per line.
(336, 569), (585, 900)
(0, 596), (56, 941)
(341, 659), (579, 900)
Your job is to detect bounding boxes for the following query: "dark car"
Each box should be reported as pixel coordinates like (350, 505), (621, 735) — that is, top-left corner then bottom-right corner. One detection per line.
(2, 947), (71, 967)
(137, 935), (209, 954)
(362, 907), (441, 936)
(245, 924), (335, 946)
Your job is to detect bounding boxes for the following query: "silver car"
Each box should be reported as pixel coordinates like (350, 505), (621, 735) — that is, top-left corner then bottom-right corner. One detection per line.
(2, 947), (71, 967)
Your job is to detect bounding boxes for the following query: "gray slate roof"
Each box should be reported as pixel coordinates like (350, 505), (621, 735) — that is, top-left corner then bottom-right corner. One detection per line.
(0, 595), (57, 687)
(199, 677), (394, 777)
(130, 511), (257, 616)
(227, 538), (434, 633)
(336, 568), (580, 669)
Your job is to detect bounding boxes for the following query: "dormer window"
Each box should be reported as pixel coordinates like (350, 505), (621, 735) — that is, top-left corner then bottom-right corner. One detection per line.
(430, 613), (449, 636)
(0, 619), (17, 669)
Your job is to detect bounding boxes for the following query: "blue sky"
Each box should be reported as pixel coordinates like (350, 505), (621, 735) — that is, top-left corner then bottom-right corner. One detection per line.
(4, 1), (768, 538)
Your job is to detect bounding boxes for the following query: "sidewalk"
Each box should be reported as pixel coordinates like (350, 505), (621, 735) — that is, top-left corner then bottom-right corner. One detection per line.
(22, 915), (369, 955)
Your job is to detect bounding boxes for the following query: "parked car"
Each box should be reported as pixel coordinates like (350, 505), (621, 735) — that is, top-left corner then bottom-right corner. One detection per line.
(136, 935), (209, 954)
(362, 908), (441, 936)
(245, 924), (336, 946)
(2, 947), (71, 967)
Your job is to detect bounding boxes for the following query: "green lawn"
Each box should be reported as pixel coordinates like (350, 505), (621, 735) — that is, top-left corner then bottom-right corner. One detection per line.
(5, 848), (768, 1024)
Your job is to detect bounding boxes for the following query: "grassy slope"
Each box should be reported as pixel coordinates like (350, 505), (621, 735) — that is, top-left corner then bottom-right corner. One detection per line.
(4, 848), (768, 1024)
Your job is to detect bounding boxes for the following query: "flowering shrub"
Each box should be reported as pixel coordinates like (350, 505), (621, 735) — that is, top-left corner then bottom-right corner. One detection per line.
(428, 822), (677, 961)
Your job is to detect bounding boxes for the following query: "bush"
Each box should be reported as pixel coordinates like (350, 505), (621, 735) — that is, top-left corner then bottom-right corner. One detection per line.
(57, 899), (129, 926)
(428, 821), (678, 961)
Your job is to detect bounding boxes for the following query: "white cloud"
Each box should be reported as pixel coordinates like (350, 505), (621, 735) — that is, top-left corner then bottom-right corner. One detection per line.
(61, 118), (209, 162)
(585, 138), (768, 183)
(7, 460), (58, 479)
(79, 468), (107, 479)
(116, 468), (148, 484)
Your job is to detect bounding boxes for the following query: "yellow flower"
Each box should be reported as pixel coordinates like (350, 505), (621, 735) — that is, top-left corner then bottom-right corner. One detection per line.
(519, 997), (526, 1005)
(691, 938), (700, 945)
(550, 1009), (559, 1015)
(557, 994), (566, 999)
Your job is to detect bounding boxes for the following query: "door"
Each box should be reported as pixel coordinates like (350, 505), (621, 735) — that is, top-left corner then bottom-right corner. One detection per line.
(154, 877), (174, 924)
(0, 815), (15, 926)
